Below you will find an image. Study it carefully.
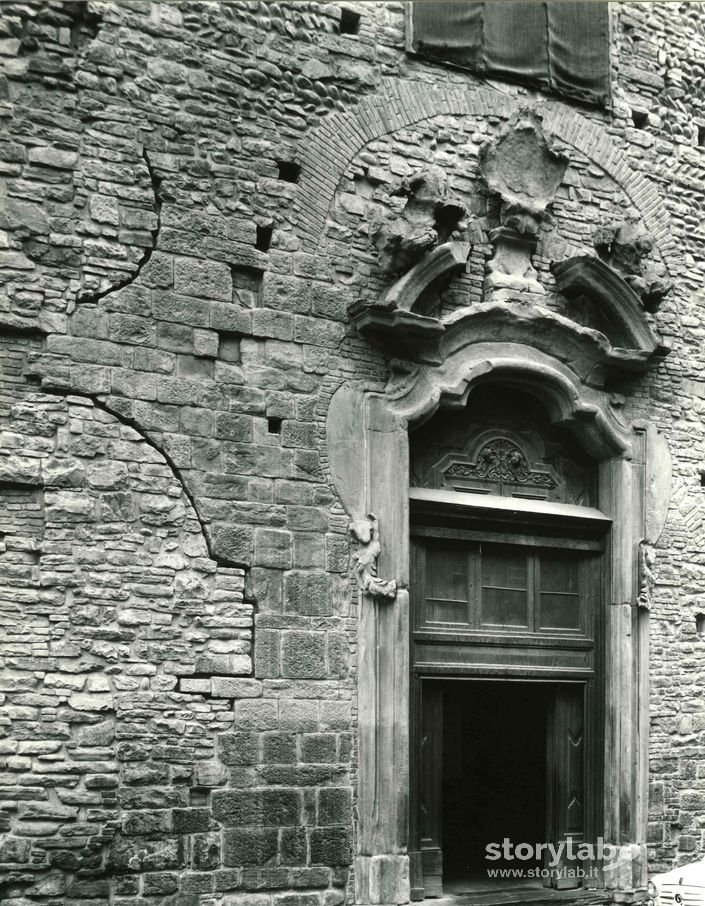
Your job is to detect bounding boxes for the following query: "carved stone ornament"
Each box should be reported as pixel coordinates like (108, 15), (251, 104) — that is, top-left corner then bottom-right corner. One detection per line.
(551, 255), (669, 369)
(637, 540), (656, 611)
(479, 109), (568, 234)
(479, 109), (568, 300)
(349, 512), (398, 600)
(369, 166), (467, 276)
(347, 241), (468, 365)
(593, 216), (672, 312)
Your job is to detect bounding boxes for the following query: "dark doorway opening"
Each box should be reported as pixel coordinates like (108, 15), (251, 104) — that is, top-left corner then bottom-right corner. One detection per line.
(441, 680), (549, 883)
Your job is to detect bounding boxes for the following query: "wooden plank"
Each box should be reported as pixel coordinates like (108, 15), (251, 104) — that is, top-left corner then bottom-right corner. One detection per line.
(411, 524), (604, 551)
(414, 641), (593, 673)
(409, 487), (611, 528)
(419, 680), (443, 898)
(548, 686), (585, 890)
(415, 662), (594, 679)
(413, 630), (593, 649)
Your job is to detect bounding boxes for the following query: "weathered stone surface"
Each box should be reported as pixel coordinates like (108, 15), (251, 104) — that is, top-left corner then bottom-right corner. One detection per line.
(0, 394), (248, 896)
(369, 166), (466, 275)
(0, 1), (699, 902)
(479, 110), (568, 234)
(28, 145), (78, 169)
(174, 257), (232, 302)
(593, 215), (672, 310)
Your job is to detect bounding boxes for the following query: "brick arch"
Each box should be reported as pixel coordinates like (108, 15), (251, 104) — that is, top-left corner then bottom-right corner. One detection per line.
(293, 79), (678, 274)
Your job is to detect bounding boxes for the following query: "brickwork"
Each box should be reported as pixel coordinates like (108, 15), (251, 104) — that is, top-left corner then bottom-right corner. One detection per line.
(2, 1), (705, 903)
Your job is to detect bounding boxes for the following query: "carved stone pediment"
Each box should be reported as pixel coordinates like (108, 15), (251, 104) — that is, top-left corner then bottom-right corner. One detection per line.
(349, 117), (668, 380)
(347, 242), (468, 364)
(551, 256), (669, 367)
(350, 243), (668, 381)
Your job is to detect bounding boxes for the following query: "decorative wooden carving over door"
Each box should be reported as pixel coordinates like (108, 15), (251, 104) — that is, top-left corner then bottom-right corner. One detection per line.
(410, 388), (596, 506)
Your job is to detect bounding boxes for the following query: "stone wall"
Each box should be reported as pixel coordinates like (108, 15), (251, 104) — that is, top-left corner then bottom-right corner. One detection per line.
(2, 1), (705, 902)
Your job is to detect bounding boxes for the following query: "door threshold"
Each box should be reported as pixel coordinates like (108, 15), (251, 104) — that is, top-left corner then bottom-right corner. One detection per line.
(421, 879), (611, 906)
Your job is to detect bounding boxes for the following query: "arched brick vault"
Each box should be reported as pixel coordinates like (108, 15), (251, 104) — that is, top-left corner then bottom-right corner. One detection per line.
(293, 79), (680, 274)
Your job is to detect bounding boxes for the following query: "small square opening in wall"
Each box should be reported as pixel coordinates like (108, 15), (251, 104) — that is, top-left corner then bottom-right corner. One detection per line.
(698, 125), (705, 147)
(631, 108), (648, 129)
(267, 417), (283, 435)
(276, 160), (301, 183)
(339, 7), (361, 35)
(697, 613), (705, 636)
(700, 469), (705, 487)
(256, 224), (273, 252)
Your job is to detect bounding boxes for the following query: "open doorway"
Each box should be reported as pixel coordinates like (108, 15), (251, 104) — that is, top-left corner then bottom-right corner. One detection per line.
(417, 678), (587, 900)
(442, 680), (549, 882)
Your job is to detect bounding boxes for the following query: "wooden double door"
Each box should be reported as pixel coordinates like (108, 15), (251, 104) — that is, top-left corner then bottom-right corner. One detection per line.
(413, 678), (587, 898)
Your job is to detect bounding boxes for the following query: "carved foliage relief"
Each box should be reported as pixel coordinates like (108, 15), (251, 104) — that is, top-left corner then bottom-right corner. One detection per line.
(410, 389), (595, 506)
(442, 436), (559, 498)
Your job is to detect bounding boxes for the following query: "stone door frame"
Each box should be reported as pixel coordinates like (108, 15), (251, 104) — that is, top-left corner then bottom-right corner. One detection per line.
(328, 343), (671, 905)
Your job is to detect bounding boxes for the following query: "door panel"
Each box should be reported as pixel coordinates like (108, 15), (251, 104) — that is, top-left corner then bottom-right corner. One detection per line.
(419, 681), (443, 897)
(547, 685), (585, 889)
(411, 533), (596, 896)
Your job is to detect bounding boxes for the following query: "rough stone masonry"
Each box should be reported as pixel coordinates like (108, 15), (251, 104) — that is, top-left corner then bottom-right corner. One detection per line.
(2, 2), (705, 905)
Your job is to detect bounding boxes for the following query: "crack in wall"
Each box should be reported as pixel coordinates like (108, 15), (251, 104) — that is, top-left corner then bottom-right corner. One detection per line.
(35, 385), (246, 571)
(76, 148), (163, 306)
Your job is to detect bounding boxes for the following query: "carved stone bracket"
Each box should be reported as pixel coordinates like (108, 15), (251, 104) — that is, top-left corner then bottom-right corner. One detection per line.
(346, 302), (445, 365)
(349, 513), (398, 600)
(637, 540), (656, 611)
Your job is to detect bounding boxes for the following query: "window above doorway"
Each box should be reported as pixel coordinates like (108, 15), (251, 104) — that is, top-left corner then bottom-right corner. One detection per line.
(418, 539), (590, 635)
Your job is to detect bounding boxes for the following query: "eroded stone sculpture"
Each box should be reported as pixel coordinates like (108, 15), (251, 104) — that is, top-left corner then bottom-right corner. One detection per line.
(349, 512), (398, 599)
(593, 216), (672, 312)
(479, 110), (568, 299)
(369, 166), (467, 275)
(637, 540), (656, 610)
